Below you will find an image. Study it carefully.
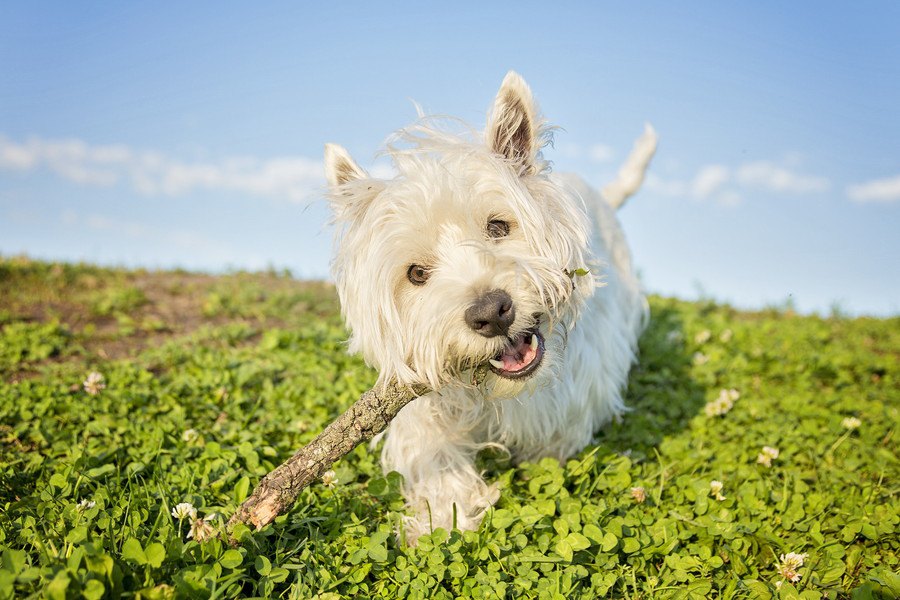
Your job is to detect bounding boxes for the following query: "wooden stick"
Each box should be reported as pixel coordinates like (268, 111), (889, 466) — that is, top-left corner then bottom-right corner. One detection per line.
(227, 381), (428, 533)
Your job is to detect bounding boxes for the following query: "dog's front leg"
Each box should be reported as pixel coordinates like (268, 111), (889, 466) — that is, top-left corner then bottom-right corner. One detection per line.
(379, 395), (499, 544)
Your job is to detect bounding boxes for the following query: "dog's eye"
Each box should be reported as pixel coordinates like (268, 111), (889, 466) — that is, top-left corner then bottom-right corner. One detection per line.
(486, 219), (510, 239)
(407, 264), (431, 286)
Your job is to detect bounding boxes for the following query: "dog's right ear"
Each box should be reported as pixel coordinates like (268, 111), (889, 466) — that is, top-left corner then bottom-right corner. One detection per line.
(486, 71), (542, 174)
(324, 143), (384, 221)
(324, 143), (367, 187)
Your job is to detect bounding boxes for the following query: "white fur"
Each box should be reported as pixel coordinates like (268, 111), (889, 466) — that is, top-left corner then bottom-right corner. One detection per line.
(325, 71), (656, 543)
(601, 123), (658, 210)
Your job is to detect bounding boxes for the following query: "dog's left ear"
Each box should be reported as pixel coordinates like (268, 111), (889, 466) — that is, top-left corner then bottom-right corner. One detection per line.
(486, 71), (541, 174)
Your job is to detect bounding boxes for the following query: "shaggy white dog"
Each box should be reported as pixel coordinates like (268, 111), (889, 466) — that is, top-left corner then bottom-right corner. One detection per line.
(324, 71), (656, 542)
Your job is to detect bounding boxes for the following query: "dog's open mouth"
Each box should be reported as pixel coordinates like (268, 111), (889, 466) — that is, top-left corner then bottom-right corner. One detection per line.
(488, 327), (545, 379)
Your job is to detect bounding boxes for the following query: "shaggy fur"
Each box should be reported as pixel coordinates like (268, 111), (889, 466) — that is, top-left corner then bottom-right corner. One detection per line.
(324, 71), (656, 542)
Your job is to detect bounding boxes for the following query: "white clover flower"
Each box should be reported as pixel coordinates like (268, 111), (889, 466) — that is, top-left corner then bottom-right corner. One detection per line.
(694, 330), (712, 344)
(757, 446), (780, 467)
(692, 352), (709, 366)
(709, 480), (726, 501)
(704, 399), (727, 417)
(83, 372), (106, 396)
(719, 329), (733, 343)
(171, 502), (197, 520)
(777, 552), (808, 583)
(704, 388), (740, 417)
(666, 330), (683, 344)
(321, 470), (338, 488)
(780, 552), (807, 567)
(181, 428), (200, 443)
(77, 499), (96, 511)
(187, 517), (216, 542)
(630, 486), (647, 503)
(841, 416), (861, 430)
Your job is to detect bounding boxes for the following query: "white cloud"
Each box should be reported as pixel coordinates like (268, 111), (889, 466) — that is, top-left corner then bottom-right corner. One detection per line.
(0, 134), (326, 203)
(691, 165), (730, 199)
(0, 137), (38, 170)
(846, 175), (900, 204)
(735, 161), (830, 194)
(644, 158), (830, 206)
(645, 172), (688, 196)
(55, 163), (118, 187)
(588, 143), (615, 163)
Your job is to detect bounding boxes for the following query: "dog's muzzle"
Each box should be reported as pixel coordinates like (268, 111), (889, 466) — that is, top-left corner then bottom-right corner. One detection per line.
(464, 290), (546, 380)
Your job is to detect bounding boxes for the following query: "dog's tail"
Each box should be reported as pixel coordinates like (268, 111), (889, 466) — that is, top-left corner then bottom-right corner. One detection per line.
(601, 123), (658, 210)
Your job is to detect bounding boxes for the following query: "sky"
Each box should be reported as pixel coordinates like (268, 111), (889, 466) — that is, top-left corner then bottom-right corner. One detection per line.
(1, 2), (899, 316)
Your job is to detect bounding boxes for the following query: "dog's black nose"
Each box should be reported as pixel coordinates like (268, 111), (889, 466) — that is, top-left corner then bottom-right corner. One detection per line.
(465, 289), (515, 338)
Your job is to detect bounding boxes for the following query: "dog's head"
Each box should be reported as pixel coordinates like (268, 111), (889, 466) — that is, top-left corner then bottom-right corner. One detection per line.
(325, 72), (596, 395)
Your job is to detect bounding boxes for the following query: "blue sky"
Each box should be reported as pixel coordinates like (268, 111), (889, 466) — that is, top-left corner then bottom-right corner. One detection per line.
(1, 2), (898, 315)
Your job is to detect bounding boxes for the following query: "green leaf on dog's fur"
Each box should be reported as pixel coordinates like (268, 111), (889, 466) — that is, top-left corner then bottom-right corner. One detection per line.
(564, 267), (591, 279)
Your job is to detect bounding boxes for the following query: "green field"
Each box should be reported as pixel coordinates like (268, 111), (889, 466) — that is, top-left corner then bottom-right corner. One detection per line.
(0, 256), (897, 599)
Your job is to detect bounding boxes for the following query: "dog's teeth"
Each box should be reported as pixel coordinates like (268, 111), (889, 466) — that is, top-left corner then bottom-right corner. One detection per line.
(489, 359), (505, 370)
(530, 334), (539, 351)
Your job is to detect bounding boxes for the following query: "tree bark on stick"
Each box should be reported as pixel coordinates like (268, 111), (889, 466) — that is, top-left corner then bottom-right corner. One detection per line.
(227, 381), (428, 534)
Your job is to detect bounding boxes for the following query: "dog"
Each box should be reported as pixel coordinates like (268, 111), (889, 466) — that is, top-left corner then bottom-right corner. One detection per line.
(324, 71), (656, 542)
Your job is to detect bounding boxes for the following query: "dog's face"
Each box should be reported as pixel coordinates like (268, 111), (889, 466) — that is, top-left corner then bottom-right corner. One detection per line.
(325, 72), (596, 395)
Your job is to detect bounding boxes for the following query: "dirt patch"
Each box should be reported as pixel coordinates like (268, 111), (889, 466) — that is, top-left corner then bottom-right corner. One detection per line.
(1, 260), (337, 379)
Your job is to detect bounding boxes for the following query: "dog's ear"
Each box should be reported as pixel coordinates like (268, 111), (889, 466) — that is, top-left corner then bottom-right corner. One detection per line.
(324, 143), (384, 222)
(486, 71), (540, 173)
(324, 143), (367, 187)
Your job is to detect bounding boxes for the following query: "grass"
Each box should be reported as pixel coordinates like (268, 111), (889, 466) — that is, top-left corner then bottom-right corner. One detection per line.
(0, 255), (897, 599)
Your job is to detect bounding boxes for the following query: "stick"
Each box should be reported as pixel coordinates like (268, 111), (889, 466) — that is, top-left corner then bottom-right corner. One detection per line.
(227, 380), (429, 533)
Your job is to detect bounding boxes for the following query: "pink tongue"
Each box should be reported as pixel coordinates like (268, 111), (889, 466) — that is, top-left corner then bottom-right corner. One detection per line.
(499, 335), (536, 372)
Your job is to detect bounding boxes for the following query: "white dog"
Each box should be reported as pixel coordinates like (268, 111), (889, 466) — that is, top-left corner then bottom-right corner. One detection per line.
(324, 71), (656, 542)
